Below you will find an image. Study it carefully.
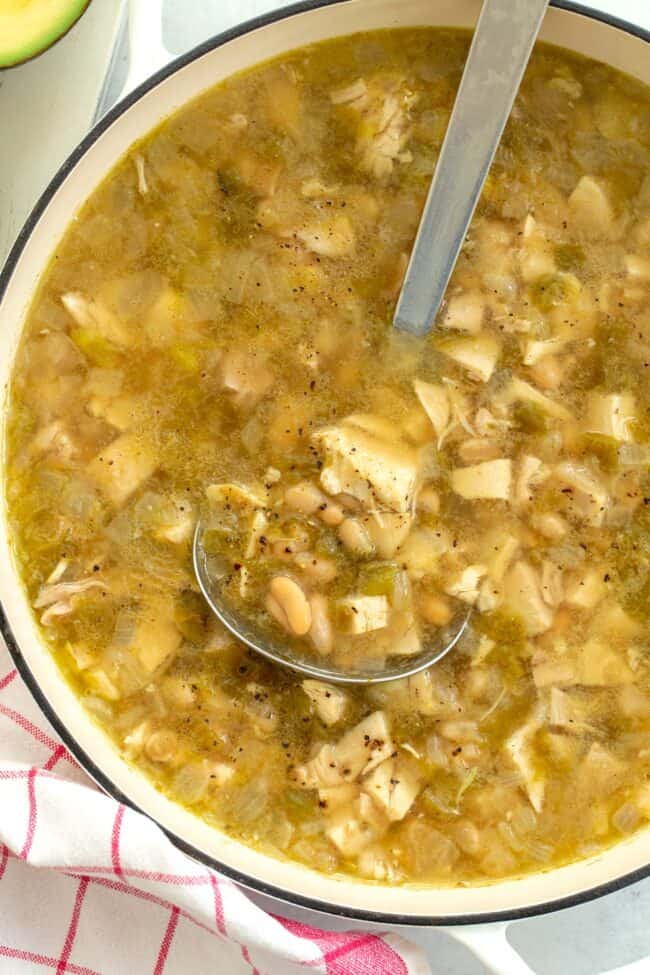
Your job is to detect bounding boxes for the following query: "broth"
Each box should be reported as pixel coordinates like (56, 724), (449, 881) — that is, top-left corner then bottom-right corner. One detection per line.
(6, 28), (650, 885)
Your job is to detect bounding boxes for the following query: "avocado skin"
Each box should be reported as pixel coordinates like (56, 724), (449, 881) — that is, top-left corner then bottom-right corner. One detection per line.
(0, 1), (93, 70)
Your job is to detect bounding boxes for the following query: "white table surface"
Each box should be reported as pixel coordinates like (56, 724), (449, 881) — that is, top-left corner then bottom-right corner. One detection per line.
(1, 2), (649, 973)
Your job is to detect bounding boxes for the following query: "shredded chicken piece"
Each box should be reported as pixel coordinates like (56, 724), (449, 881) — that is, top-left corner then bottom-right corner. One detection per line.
(35, 577), (108, 627)
(335, 76), (417, 179)
(134, 154), (149, 195)
(330, 78), (368, 106)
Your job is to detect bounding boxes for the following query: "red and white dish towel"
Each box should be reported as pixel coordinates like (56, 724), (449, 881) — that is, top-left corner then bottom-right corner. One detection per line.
(0, 643), (429, 975)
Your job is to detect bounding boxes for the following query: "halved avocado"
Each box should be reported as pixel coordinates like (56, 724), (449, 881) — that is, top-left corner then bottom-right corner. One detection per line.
(0, 0), (91, 69)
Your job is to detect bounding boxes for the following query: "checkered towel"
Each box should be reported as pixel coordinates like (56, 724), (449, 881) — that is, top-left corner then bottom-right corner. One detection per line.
(0, 642), (429, 975)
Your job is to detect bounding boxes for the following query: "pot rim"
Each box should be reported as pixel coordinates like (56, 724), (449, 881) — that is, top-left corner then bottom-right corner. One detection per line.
(1, 0), (649, 927)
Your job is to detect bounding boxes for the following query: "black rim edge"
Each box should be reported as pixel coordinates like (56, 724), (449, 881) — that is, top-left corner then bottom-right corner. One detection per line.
(1, 0), (649, 928)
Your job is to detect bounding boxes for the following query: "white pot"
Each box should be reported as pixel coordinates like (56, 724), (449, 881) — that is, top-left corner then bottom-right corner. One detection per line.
(0, 0), (648, 947)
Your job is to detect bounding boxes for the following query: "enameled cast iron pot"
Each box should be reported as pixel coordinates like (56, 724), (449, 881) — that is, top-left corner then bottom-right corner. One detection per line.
(0, 1), (648, 970)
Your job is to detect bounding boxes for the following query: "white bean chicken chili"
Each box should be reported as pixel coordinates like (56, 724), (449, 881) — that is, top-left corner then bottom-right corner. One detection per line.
(6, 28), (650, 885)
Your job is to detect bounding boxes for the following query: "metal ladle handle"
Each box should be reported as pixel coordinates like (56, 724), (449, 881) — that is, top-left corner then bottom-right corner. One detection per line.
(394, 0), (550, 336)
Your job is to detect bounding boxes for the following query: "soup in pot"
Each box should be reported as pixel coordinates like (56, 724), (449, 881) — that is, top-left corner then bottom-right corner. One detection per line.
(6, 28), (650, 885)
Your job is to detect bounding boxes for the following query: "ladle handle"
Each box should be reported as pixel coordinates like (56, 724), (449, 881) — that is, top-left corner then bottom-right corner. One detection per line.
(394, 0), (549, 336)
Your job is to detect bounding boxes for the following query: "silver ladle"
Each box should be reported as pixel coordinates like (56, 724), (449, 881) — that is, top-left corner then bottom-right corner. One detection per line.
(194, 0), (549, 684)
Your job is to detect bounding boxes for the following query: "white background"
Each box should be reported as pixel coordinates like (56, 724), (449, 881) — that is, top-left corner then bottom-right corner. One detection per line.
(1, 2), (649, 972)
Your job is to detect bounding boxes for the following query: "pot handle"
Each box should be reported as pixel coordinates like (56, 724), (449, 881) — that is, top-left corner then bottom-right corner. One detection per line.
(119, 0), (173, 100)
(444, 922), (535, 975)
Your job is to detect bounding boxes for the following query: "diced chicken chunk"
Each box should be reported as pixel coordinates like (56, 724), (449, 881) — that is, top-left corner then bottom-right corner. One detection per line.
(515, 455), (549, 507)
(540, 560), (563, 607)
(363, 511), (413, 558)
(390, 621), (422, 657)
(451, 459), (512, 501)
(398, 527), (449, 577)
(302, 680), (349, 726)
(120, 606), (182, 675)
(325, 792), (388, 856)
(153, 498), (195, 544)
(564, 567), (607, 609)
(440, 293), (485, 334)
(457, 438), (502, 464)
(502, 561), (554, 635)
(313, 415), (420, 513)
(230, 147), (282, 197)
(624, 254), (650, 280)
(318, 783), (359, 809)
(296, 215), (355, 258)
(568, 175), (616, 238)
(87, 433), (157, 507)
(336, 595), (389, 634)
(500, 377), (572, 421)
(295, 711), (394, 789)
(220, 350), (274, 409)
(575, 743), (626, 800)
(361, 756), (422, 822)
(62, 291), (130, 346)
(553, 461), (609, 527)
(437, 334), (500, 382)
(87, 393), (143, 432)
(519, 215), (556, 282)
(482, 530), (519, 583)
(505, 703), (545, 812)
(576, 639), (633, 686)
(523, 335), (571, 367)
(548, 686), (589, 731)
(206, 482), (266, 510)
(582, 392), (636, 442)
(29, 420), (78, 462)
(404, 669), (441, 715)
(414, 380), (450, 439)
(532, 656), (580, 689)
(445, 564), (488, 605)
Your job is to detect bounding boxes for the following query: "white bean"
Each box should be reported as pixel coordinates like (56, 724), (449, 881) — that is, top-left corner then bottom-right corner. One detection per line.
(266, 592), (289, 628)
(318, 500), (344, 526)
(419, 592), (452, 625)
(531, 512), (568, 541)
(145, 729), (178, 763)
(453, 819), (481, 856)
(269, 576), (312, 635)
(284, 481), (326, 515)
(417, 485), (440, 515)
(337, 517), (374, 556)
(529, 355), (564, 390)
(308, 593), (333, 654)
(293, 552), (338, 583)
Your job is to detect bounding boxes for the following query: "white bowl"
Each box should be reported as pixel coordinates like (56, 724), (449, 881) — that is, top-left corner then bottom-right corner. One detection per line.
(0, 0), (648, 927)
